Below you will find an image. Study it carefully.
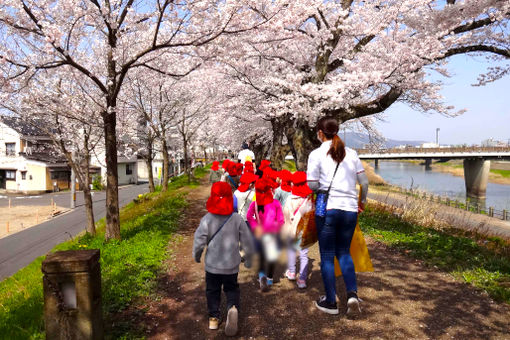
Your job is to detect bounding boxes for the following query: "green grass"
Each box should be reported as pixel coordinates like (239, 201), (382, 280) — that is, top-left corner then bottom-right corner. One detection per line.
(491, 169), (510, 178)
(283, 159), (297, 172)
(0, 173), (197, 339)
(437, 162), (510, 178)
(439, 161), (464, 169)
(360, 205), (510, 303)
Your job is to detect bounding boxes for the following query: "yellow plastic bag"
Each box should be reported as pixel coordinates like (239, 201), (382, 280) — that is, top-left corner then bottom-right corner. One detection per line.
(335, 185), (373, 276)
(334, 224), (373, 276)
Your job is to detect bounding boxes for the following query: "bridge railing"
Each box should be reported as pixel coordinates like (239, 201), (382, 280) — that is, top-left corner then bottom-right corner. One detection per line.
(357, 146), (510, 155)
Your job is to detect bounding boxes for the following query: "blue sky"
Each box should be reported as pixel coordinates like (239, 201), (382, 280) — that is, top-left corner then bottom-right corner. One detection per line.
(375, 55), (510, 145)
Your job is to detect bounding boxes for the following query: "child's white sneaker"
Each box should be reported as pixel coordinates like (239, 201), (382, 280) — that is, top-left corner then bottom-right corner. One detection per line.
(297, 278), (307, 289)
(285, 270), (296, 280)
(225, 306), (238, 336)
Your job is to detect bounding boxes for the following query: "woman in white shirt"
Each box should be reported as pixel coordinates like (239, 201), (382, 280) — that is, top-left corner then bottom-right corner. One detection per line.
(307, 116), (369, 316)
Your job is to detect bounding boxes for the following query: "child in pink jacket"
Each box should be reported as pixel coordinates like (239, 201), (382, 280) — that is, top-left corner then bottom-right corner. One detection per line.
(246, 178), (284, 292)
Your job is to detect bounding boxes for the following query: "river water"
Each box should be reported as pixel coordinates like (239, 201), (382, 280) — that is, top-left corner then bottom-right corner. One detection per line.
(372, 161), (510, 212)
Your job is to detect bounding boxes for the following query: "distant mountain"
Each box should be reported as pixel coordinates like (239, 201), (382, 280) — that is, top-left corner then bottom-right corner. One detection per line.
(342, 132), (425, 149)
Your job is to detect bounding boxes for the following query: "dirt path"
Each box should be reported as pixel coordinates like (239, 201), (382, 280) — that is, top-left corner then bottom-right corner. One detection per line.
(141, 178), (510, 340)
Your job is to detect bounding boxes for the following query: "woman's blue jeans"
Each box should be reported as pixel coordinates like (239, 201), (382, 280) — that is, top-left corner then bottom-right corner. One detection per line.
(316, 209), (358, 304)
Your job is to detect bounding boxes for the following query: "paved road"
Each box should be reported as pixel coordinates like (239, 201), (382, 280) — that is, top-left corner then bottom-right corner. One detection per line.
(368, 190), (510, 240)
(0, 184), (149, 208)
(0, 184), (149, 280)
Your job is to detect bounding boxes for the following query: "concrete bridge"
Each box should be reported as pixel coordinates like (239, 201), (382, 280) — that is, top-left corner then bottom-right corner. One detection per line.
(357, 147), (510, 199)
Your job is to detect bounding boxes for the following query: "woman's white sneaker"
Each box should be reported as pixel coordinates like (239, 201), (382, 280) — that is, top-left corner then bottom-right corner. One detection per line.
(346, 297), (362, 317)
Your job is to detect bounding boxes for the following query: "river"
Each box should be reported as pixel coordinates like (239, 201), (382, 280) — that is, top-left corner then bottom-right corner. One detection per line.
(372, 161), (510, 212)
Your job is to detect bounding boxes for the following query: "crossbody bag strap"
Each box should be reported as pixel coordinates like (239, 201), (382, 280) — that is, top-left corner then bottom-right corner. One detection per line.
(293, 197), (309, 216)
(240, 188), (253, 213)
(326, 162), (340, 196)
(207, 214), (233, 246)
(227, 175), (237, 189)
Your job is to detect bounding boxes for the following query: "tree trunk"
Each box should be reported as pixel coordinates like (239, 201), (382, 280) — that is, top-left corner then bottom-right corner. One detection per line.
(161, 139), (169, 192)
(83, 147), (96, 236)
(146, 158), (155, 193)
(286, 119), (320, 171)
(83, 186), (96, 236)
(270, 119), (291, 170)
(202, 146), (207, 163)
(183, 139), (190, 183)
(104, 111), (120, 240)
(247, 133), (271, 165)
(145, 134), (155, 193)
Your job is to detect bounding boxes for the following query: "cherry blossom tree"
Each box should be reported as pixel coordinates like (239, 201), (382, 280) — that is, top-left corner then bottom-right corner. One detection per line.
(0, 0), (279, 240)
(221, 0), (510, 170)
(124, 73), (182, 192)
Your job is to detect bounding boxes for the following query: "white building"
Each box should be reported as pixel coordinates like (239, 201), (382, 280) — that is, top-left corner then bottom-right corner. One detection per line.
(0, 116), (71, 194)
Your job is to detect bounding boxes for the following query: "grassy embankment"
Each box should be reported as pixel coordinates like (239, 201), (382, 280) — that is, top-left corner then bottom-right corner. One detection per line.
(0, 166), (208, 339)
(360, 202), (510, 303)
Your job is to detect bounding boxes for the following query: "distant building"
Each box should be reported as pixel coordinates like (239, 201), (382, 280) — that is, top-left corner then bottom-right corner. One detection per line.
(481, 138), (508, 147)
(91, 151), (138, 186)
(0, 116), (70, 194)
(420, 142), (439, 148)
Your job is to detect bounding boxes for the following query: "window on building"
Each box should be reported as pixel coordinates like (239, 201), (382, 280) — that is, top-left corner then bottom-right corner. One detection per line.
(21, 171), (26, 180)
(50, 171), (70, 180)
(5, 143), (16, 156)
(6, 170), (16, 180)
(126, 163), (133, 175)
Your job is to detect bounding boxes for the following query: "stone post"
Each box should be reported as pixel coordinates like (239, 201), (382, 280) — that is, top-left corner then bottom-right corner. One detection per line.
(42, 249), (103, 340)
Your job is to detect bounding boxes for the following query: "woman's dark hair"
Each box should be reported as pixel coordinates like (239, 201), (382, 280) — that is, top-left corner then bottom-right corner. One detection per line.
(316, 116), (346, 163)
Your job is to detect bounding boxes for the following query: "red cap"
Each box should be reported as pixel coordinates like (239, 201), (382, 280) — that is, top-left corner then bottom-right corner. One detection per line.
(255, 178), (274, 206)
(206, 182), (234, 215)
(235, 163), (244, 176)
(222, 160), (231, 170)
(291, 171), (312, 197)
(263, 168), (279, 189)
(259, 160), (271, 171)
(211, 161), (219, 171)
(237, 172), (259, 192)
(244, 161), (254, 174)
(227, 162), (238, 177)
(279, 169), (292, 192)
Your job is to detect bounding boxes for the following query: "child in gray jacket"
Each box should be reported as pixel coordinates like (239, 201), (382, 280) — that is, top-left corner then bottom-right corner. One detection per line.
(193, 181), (254, 336)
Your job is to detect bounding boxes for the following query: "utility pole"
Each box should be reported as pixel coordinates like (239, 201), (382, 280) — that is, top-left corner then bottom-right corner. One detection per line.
(436, 128), (440, 146)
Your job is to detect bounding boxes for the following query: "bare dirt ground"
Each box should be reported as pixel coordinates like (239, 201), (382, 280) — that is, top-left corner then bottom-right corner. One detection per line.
(134, 177), (510, 340)
(0, 205), (67, 239)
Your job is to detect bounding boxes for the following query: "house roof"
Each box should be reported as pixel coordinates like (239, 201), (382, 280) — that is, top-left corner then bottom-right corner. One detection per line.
(24, 151), (67, 164)
(0, 115), (48, 137)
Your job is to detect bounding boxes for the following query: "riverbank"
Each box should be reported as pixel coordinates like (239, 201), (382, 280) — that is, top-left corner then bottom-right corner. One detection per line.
(361, 161), (387, 185)
(388, 159), (510, 185)
(433, 160), (510, 185)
